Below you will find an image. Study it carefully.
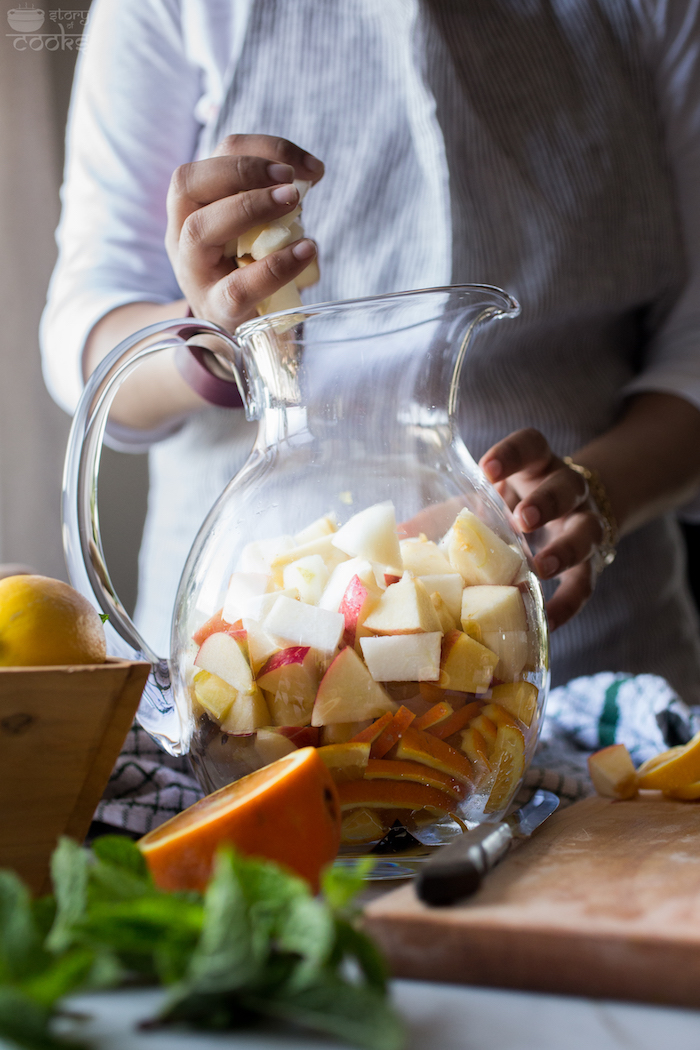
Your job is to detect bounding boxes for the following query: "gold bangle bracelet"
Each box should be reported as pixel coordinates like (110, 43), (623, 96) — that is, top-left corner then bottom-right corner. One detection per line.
(563, 457), (619, 567)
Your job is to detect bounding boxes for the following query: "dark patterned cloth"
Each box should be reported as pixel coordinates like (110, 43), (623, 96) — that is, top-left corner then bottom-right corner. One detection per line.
(95, 673), (698, 835)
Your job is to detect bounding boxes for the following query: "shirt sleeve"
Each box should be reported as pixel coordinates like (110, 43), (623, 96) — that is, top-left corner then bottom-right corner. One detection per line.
(622, 0), (700, 412)
(39, 0), (204, 420)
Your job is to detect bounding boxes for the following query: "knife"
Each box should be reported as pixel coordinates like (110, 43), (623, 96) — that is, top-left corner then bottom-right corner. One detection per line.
(417, 789), (560, 906)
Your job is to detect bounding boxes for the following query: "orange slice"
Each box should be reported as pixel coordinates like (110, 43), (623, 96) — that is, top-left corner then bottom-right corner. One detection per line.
(350, 710), (393, 745)
(427, 701), (482, 740)
(336, 778), (456, 814)
(413, 701), (454, 731)
(664, 781), (700, 801)
(370, 705), (416, 759)
(364, 758), (466, 800)
(139, 747), (340, 893)
(394, 727), (473, 785)
(636, 732), (700, 791)
(484, 724), (525, 813)
(316, 742), (370, 781)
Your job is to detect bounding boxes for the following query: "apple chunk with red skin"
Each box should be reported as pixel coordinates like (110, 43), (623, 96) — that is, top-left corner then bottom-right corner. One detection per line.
(195, 631), (255, 694)
(363, 573), (441, 635)
(256, 645), (319, 727)
(338, 573), (380, 648)
(311, 647), (397, 726)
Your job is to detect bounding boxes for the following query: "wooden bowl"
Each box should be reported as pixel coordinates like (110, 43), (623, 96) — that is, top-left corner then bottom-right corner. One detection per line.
(0, 659), (150, 894)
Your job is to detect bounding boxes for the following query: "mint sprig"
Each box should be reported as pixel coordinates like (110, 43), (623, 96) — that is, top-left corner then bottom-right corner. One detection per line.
(0, 839), (404, 1050)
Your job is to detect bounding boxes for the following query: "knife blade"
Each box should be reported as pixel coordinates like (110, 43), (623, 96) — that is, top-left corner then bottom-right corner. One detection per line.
(416, 789), (559, 906)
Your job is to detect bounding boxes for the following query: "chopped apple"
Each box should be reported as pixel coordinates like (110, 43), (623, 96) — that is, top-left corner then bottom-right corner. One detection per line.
(480, 630), (530, 681)
(194, 631), (255, 695)
(445, 510), (523, 586)
(270, 534), (349, 588)
(341, 807), (386, 844)
(242, 617), (279, 674)
(418, 574), (463, 620)
(193, 670), (237, 723)
(316, 742), (370, 781)
(244, 589), (299, 625)
(222, 573), (270, 624)
(363, 574), (442, 635)
(256, 646), (318, 727)
(394, 726), (473, 785)
(588, 744), (638, 800)
(192, 611), (248, 648)
(295, 255), (320, 289)
(255, 727), (298, 765)
(400, 536), (452, 576)
(282, 554), (329, 605)
(239, 535), (295, 573)
(312, 648), (397, 726)
(460, 585), (527, 633)
(430, 592), (458, 633)
(332, 500), (402, 570)
(294, 513), (337, 545)
(491, 682), (539, 727)
(484, 723), (525, 813)
(220, 685), (271, 735)
(319, 557), (378, 613)
(338, 574), (381, 648)
(440, 630), (498, 694)
(263, 595), (344, 653)
(361, 633), (442, 682)
(321, 720), (373, 745)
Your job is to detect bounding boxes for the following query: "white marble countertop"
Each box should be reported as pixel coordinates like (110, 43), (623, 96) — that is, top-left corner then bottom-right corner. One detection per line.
(54, 982), (700, 1050)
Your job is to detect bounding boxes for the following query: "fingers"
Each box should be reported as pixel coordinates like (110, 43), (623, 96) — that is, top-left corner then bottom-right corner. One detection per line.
(546, 561), (597, 631)
(514, 464), (588, 531)
(210, 239), (317, 321)
(481, 428), (556, 484)
(534, 510), (604, 580)
(212, 134), (324, 182)
(178, 182), (300, 257)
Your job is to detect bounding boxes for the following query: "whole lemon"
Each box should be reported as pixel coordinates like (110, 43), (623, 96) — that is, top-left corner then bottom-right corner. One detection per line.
(0, 575), (107, 667)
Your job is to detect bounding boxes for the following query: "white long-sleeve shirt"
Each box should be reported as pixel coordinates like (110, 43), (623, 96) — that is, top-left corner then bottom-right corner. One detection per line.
(41, 0), (700, 699)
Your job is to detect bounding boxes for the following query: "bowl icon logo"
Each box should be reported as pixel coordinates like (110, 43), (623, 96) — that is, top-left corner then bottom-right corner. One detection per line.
(7, 6), (45, 32)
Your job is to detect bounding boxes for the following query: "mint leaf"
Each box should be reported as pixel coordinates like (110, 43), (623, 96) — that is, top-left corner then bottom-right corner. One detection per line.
(332, 918), (388, 993)
(0, 871), (42, 984)
(99, 614), (109, 624)
(247, 974), (405, 1050)
(47, 840), (89, 953)
(322, 858), (375, 913)
(0, 986), (85, 1050)
(90, 836), (148, 881)
(277, 895), (334, 991)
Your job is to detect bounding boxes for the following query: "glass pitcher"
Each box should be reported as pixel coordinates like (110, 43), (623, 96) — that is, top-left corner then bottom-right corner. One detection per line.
(63, 285), (548, 848)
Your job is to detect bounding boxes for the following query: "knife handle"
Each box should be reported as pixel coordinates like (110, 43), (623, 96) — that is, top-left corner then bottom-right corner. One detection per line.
(417, 822), (513, 906)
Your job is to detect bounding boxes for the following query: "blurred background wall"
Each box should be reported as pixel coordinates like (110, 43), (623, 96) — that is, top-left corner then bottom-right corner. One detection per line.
(0, 4), (148, 612)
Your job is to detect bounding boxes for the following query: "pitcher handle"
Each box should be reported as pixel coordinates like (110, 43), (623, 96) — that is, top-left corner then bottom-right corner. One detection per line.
(61, 317), (242, 755)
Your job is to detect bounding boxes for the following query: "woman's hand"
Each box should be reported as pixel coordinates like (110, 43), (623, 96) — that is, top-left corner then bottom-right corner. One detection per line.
(165, 134), (324, 331)
(479, 429), (606, 631)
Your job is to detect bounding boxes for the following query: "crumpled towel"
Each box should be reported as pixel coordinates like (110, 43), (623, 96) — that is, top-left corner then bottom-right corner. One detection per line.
(95, 673), (699, 835)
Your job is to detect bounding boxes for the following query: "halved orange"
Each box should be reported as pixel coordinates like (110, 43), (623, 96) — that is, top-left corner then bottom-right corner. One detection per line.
(139, 747), (340, 893)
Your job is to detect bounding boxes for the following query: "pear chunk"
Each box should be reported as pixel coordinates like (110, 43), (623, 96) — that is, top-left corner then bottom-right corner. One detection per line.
(332, 500), (402, 570)
(363, 573), (441, 635)
(445, 510), (523, 586)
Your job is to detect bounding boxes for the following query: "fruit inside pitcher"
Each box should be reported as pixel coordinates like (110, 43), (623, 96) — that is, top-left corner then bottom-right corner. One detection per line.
(186, 500), (545, 846)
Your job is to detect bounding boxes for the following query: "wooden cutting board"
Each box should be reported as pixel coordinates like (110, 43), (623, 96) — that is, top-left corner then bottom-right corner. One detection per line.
(363, 794), (700, 1007)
